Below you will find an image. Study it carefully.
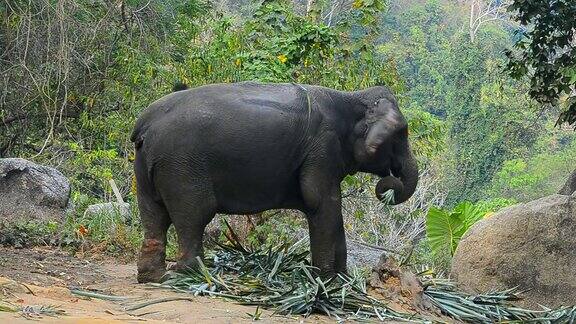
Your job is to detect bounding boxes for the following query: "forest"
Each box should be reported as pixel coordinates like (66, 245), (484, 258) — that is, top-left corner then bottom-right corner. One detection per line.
(1, 0), (576, 322)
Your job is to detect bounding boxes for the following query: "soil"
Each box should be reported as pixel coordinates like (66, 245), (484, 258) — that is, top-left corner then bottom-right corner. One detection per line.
(0, 246), (331, 323)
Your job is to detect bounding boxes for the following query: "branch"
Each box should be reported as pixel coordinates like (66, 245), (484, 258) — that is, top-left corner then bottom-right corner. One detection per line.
(120, 0), (130, 33)
(349, 239), (400, 254)
(132, 0), (151, 14)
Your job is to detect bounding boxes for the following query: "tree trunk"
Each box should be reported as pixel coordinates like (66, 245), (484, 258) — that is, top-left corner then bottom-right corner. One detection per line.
(225, 213), (265, 245)
(559, 169), (576, 195)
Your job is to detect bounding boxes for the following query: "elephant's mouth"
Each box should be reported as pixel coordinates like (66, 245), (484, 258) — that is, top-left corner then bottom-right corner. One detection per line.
(375, 175), (403, 204)
(374, 153), (419, 205)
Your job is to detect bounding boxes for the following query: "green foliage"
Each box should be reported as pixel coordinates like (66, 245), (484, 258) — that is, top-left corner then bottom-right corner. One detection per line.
(0, 202), (144, 257)
(2, 0), (401, 203)
(425, 196), (516, 265)
(404, 108), (446, 164)
(229, 2), (339, 82)
(445, 71), (542, 202)
(474, 197), (516, 214)
(380, 0), (550, 203)
(65, 143), (130, 199)
(244, 213), (305, 248)
(506, 0), (576, 126)
(426, 202), (487, 258)
(0, 220), (60, 247)
(490, 140), (576, 202)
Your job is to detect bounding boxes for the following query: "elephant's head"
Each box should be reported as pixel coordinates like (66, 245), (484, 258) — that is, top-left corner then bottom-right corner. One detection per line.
(352, 87), (419, 205)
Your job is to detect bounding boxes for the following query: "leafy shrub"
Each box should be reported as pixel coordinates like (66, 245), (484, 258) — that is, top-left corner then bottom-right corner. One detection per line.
(0, 220), (60, 248)
(426, 201), (488, 258)
(474, 197), (517, 214)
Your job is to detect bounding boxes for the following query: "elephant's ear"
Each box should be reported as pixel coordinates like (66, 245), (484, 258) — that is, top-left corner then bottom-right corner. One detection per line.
(364, 98), (407, 156)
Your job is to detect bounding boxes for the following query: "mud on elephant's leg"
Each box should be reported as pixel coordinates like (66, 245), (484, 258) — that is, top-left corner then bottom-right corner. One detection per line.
(136, 200), (171, 283)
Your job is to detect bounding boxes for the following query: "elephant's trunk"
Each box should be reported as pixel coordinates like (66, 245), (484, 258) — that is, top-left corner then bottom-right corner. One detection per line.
(375, 145), (419, 205)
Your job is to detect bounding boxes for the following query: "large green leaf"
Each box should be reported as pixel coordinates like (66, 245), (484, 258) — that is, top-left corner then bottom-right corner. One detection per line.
(454, 201), (485, 229)
(426, 207), (466, 257)
(426, 202), (489, 257)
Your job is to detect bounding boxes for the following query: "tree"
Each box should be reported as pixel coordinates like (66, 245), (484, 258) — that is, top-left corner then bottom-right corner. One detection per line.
(468, 0), (509, 43)
(506, 1), (576, 198)
(506, 0), (576, 126)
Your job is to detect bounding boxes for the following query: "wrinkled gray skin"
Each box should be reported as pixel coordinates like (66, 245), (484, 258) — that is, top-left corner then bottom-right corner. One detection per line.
(131, 82), (418, 283)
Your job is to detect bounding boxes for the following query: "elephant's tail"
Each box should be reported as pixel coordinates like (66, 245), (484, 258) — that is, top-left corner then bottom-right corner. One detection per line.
(131, 107), (153, 150)
(130, 124), (146, 150)
(131, 123), (161, 201)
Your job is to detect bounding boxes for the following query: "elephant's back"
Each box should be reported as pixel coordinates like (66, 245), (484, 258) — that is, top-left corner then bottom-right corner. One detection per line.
(134, 82), (314, 166)
(190, 82), (311, 115)
(133, 82), (309, 137)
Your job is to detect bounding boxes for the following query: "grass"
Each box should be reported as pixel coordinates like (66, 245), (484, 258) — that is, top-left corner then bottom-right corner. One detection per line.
(0, 204), (147, 258)
(0, 220), (61, 248)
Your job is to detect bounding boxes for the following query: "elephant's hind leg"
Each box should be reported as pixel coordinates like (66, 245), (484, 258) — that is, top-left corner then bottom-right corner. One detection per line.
(169, 205), (216, 272)
(136, 182), (172, 284)
(159, 173), (216, 273)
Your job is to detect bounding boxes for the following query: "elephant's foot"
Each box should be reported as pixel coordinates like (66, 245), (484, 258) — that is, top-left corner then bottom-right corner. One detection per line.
(314, 266), (336, 280)
(137, 266), (166, 283)
(311, 252), (347, 279)
(137, 239), (167, 283)
(167, 256), (201, 273)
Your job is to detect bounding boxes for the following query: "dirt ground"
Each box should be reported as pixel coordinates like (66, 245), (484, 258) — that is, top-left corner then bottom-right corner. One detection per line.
(0, 246), (331, 323)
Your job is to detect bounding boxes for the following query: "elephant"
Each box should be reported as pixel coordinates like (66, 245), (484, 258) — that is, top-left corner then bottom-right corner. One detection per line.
(131, 81), (419, 283)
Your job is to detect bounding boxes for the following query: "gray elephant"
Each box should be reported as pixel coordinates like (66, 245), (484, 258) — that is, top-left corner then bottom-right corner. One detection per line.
(131, 82), (418, 283)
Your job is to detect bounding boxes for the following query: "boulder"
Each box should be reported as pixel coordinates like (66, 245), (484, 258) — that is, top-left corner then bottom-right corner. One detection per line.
(347, 241), (384, 268)
(559, 169), (576, 195)
(0, 158), (70, 222)
(0, 277), (30, 294)
(83, 202), (132, 221)
(451, 193), (576, 308)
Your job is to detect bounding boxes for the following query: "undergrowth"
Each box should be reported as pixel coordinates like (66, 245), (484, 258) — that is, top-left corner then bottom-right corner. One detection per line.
(0, 205), (146, 259)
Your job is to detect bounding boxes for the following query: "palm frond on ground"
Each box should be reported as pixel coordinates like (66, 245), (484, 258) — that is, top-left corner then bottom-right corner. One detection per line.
(156, 224), (576, 322)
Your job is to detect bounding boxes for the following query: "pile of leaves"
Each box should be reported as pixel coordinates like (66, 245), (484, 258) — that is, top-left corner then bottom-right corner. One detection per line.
(156, 228), (576, 322)
(159, 238), (417, 322)
(423, 279), (576, 322)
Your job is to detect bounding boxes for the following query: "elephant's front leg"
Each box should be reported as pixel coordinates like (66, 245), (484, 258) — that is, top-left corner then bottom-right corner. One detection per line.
(301, 177), (347, 277)
(300, 136), (348, 277)
(306, 203), (347, 277)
